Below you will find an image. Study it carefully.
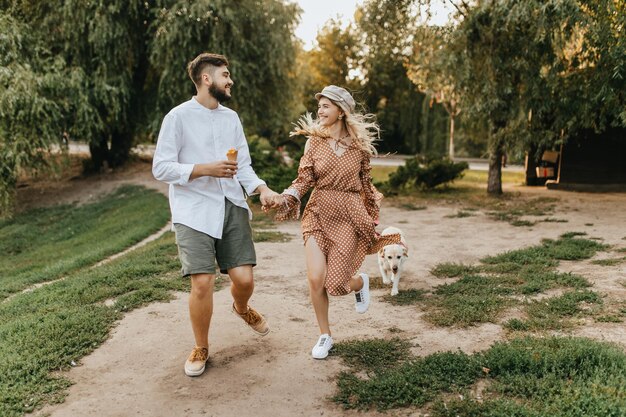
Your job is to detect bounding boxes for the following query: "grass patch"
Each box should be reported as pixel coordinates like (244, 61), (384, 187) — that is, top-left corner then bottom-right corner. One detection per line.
(444, 210), (475, 218)
(332, 336), (626, 415)
(253, 230), (292, 242)
(506, 290), (603, 331)
(596, 314), (623, 323)
(399, 202), (427, 211)
(371, 165), (400, 183)
(542, 217), (569, 223)
(330, 337), (412, 372)
(249, 203), (292, 242)
(382, 289), (427, 305)
(423, 236), (605, 328)
(0, 185), (170, 299)
(0, 233), (185, 416)
(430, 262), (480, 278)
(591, 257), (626, 266)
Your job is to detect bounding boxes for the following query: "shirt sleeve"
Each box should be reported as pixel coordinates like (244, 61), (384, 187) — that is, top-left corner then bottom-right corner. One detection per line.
(152, 112), (195, 185)
(275, 140), (316, 221)
(360, 153), (382, 222)
(234, 118), (266, 195)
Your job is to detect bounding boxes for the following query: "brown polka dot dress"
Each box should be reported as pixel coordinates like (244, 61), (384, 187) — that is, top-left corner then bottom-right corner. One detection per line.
(276, 136), (401, 296)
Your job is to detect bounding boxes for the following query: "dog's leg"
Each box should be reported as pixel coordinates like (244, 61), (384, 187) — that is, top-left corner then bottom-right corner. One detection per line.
(379, 259), (391, 284)
(391, 272), (400, 296)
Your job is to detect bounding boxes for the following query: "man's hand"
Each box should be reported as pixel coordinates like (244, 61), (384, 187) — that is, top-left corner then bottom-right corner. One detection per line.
(257, 186), (280, 208)
(190, 160), (238, 180)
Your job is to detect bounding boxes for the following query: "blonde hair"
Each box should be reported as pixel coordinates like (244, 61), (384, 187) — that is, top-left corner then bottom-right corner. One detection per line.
(290, 108), (380, 156)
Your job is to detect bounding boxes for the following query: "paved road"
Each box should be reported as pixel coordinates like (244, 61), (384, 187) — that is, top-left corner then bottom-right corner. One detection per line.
(67, 142), (524, 172)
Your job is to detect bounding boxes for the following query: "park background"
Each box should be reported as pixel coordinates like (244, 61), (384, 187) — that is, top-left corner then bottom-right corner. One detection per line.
(1, 1), (626, 416)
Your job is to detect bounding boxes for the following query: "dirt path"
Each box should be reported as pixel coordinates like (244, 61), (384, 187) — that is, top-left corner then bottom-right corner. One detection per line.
(26, 164), (626, 417)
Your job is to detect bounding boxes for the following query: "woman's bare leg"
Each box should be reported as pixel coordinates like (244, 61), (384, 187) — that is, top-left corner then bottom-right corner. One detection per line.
(305, 237), (330, 335)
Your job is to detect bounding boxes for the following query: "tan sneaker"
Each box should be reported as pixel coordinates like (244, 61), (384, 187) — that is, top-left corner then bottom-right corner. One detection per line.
(184, 346), (209, 377)
(232, 304), (270, 336)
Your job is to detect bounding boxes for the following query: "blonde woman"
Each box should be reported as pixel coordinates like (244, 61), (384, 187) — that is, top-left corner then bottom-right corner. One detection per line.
(271, 85), (400, 359)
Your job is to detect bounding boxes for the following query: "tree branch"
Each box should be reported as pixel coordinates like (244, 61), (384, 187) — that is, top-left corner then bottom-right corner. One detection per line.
(446, 0), (467, 18)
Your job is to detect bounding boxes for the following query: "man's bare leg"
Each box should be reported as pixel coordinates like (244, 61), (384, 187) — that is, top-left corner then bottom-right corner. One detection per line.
(189, 273), (215, 348)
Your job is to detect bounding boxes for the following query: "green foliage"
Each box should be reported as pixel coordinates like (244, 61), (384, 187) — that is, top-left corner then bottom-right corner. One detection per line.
(0, 185), (170, 299)
(332, 336), (626, 415)
(331, 338), (412, 372)
(0, 234), (185, 416)
(387, 155), (468, 190)
(381, 289), (427, 306)
(425, 236), (604, 327)
(333, 343), (481, 410)
(0, 12), (88, 213)
(248, 136), (301, 197)
(1, 0), (301, 215)
(356, 0), (430, 154)
(431, 263), (480, 278)
(150, 0), (301, 139)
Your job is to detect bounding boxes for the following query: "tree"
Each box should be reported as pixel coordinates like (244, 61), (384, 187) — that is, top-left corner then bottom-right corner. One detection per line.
(150, 0), (302, 141)
(407, 25), (463, 159)
(0, 11), (90, 213)
(448, 0), (625, 194)
(298, 18), (361, 115)
(1, 0), (301, 215)
(355, 0), (427, 154)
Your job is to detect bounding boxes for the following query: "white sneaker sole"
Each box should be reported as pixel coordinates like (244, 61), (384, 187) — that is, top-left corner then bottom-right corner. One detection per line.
(312, 346), (332, 359)
(184, 363), (206, 377)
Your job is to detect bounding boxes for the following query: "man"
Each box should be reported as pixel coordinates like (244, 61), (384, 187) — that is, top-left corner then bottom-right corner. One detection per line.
(153, 53), (279, 377)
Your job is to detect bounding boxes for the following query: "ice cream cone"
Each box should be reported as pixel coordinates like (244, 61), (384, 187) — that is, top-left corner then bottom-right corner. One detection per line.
(226, 148), (238, 162)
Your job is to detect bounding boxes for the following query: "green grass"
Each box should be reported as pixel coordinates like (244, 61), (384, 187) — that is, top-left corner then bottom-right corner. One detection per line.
(371, 165), (399, 183)
(249, 204), (292, 242)
(330, 337), (413, 372)
(431, 262), (480, 278)
(386, 175), (560, 228)
(0, 185), (170, 299)
(423, 235), (606, 328)
(591, 257), (626, 266)
(445, 210), (475, 218)
(505, 290), (603, 331)
(381, 289), (427, 305)
(332, 336), (626, 415)
(459, 169), (526, 186)
(0, 233), (185, 416)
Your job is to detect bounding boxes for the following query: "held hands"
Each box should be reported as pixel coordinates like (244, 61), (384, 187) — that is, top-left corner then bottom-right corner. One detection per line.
(259, 187), (279, 208)
(259, 188), (288, 212)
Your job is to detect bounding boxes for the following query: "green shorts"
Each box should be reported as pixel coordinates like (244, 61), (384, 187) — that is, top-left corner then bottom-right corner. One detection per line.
(173, 199), (256, 276)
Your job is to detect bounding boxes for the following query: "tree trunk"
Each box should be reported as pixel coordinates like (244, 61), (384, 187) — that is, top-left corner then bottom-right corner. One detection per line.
(487, 128), (504, 195)
(88, 136), (109, 173)
(524, 143), (540, 186)
(448, 114), (455, 159)
(109, 128), (133, 168)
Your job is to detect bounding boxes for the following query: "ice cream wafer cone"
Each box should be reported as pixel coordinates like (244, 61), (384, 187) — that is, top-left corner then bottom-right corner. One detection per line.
(226, 148), (238, 162)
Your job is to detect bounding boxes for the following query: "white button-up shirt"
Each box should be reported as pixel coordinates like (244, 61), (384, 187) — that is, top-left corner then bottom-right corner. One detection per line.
(152, 97), (265, 238)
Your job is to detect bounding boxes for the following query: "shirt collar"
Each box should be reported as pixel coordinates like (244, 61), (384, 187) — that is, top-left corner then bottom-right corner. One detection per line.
(191, 96), (222, 112)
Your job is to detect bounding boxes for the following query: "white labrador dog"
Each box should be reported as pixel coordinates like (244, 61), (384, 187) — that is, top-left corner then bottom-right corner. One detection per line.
(378, 226), (408, 296)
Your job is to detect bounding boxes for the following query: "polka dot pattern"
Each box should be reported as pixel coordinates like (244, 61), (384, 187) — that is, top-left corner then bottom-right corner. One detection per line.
(276, 137), (400, 296)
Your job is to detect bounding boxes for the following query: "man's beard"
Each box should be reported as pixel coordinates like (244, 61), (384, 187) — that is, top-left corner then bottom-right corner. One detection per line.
(209, 84), (231, 103)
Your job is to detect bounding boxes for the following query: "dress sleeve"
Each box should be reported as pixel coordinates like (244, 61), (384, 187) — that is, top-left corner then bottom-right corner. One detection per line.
(360, 154), (383, 222)
(275, 139), (316, 221)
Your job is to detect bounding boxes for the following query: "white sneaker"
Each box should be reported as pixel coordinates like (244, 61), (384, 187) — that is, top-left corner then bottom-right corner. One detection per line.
(311, 334), (333, 359)
(354, 273), (370, 314)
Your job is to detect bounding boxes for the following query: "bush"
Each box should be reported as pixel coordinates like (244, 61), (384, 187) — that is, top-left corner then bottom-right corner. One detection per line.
(248, 136), (302, 198)
(387, 155), (468, 190)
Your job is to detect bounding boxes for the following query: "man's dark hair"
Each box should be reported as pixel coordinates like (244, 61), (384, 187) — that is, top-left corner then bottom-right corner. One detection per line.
(187, 53), (229, 86)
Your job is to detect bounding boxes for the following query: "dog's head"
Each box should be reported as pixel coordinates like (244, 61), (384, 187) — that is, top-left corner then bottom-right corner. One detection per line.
(379, 244), (408, 274)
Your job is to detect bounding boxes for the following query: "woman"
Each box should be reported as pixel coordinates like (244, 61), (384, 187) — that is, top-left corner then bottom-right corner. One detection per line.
(270, 85), (400, 359)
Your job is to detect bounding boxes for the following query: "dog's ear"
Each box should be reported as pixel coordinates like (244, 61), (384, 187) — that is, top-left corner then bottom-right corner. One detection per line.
(403, 247), (408, 258)
(378, 248), (384, 257)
